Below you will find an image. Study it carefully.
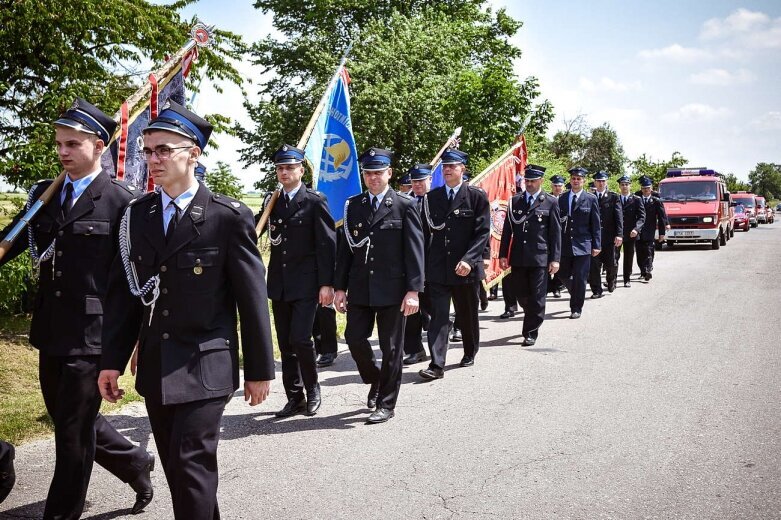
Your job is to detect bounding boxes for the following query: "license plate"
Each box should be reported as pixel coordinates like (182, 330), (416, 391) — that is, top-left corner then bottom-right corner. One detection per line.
(674, 230), (696, 236)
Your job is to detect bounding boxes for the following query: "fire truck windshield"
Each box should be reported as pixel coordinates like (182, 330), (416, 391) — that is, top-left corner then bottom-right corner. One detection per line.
(659, 182), (718, 202)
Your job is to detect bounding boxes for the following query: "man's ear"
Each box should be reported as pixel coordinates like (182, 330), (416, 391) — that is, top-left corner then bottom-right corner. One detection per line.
(190, 146), (202, 163)
(94, 138), (105, 156)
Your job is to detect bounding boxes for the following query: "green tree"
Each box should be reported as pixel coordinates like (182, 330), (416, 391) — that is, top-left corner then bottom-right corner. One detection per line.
(723, 173), (751, 193)
(628, 152), (687, 186)
(748, 162), (781, 200)
(205, 161), (243, 199)
(239, 0), (554, 190)
(0, 0), (246, 190)
(548, 116), (626, 176)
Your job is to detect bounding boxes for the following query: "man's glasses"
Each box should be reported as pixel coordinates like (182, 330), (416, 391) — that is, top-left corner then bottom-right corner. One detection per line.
(141, 145), (193, 160)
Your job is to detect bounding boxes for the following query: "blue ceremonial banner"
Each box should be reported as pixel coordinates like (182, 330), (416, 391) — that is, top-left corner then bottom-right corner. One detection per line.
(430, 160), (444, 189)
(304, 67), (361, 224)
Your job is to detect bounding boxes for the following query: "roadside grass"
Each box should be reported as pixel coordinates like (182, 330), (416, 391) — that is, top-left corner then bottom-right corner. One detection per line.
(0, 192), (25, 229)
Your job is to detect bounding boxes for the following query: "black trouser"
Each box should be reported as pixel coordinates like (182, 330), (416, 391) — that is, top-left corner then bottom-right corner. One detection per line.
(478, 281), (488, 307)
(548, 272), (564, 294)
(313, 305), (338, 356)
(502, 273), (518, 312)
(589, 247), (617, 295)
(511, 265), (548, 339)
(0, 440), (15, 504)
(620, 238), (637, 282)
(427, 282), (480, 369)
(272, 297), (319, 401)
(344, 304), (407, 410)
(145, 396), (229, 520)
(403, 291), (430, 356)
(636, 239), (655, 276)
(38, 353), (148, 520)
(558, 255), (591, 313)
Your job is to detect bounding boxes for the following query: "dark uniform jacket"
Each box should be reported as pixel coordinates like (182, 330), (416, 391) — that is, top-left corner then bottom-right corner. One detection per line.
(620, 194), (646, 238)
(0, 172), (136, 356)
(257, 187), (336, 302)
(595, 190), (623, 254)
(334, 190), (425, 307)
(558, 190), (602, 257)
(639, 195), (668, 241)
(499, 191), (562, 267)
(423, 184), (490, 285)
(101, 184), (275, 405)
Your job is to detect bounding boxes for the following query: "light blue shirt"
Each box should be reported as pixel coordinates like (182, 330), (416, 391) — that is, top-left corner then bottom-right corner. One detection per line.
(62, 169), (101, 205)
(526, 189), (541, 205)
(369, 186), (390, 208)
(569, 190), (582, 210)
(161, 181), (200, 232)
(283, 183), (302, 201)
(446, 182), (463, 200)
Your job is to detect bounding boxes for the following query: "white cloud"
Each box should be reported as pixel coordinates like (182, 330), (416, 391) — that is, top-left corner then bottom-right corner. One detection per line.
(578, 77), (641, 92)
(700, 8), (781, 50)
(638, 43), (711, 63)
(688, 68), (755, 86)
(750, 111), (781, 130)
(663, 103), (731, 121)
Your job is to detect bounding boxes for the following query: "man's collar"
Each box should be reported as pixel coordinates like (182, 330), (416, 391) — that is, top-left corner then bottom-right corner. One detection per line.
(369, 185), (390, 201)
(446, 182), (463, 193)
(283, 182), (303, 198)
(162, 180), (200, 211)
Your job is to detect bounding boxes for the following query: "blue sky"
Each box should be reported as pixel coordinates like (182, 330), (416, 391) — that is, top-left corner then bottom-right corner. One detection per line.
(183, 1), (781, 188)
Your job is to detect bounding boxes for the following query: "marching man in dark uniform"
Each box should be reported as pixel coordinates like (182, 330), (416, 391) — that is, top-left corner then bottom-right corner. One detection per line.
(398, 173), (413, 194)
(637, 176), (669, 281)
(314, 304), (339, 367)
(548, 174), (566, 298)
(589, 171), (623, 297)
(334, 148), (425, 423)
(98, 101), (275, 519)
(257, 144), (336, 417)
(403, 163), (433, 365)
(418, 149), (490, 379)
(498, 164), (561, 346)
(557, 166), (601, 319)
(617, 175), (646, 287)
(0, 98), (155, 518)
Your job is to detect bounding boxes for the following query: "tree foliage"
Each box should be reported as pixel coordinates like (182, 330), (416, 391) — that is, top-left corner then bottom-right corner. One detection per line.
(748, 162), (781, 200)
(239, 0), (554, 190)
(0, 0), (246, 190)
(548, 115), (626, 175)
(205, 161), (244, 199)
(628, 152), (688, 186)
(723, 173), (751, 193)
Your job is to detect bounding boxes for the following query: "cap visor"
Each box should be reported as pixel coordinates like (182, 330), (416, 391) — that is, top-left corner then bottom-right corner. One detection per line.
(143, 121), (197, 142)
(54, 118), (98, 136)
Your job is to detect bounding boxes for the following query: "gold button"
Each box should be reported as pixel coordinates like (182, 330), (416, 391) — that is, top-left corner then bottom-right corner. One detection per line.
(160, 265), (167, 272)
(138, 255), (142, 261)
(369, 270), (374, 275)
(162, 333), (170, 339)
(226, 339), (230, 345)
(56, 251), (63, 257)
(58, 230), (64, 237)
(54, 291), (61, 297)
(55, 271), (62, 277)
(162, 310), (169, 317)
(161, 288), (168, 295)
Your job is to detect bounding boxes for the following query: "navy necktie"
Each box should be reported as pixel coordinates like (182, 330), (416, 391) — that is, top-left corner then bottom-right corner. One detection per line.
(61, 183), (74, 218)
(448, 189), (455, 203)
(166, 204), (180, 243)
(570, 194), (577, 215)
(372, 196), (379, 213)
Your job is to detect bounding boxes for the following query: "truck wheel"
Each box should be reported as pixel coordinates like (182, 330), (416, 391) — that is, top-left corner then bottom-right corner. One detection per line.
(667, 241), (675, 248)
(712, 236), (721, 249)
(729, 225), (734, 238)
(720, 229), (727, 245)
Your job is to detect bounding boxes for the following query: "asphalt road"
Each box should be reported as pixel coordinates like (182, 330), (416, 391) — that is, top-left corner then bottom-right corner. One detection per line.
(3, 223), (781, 519)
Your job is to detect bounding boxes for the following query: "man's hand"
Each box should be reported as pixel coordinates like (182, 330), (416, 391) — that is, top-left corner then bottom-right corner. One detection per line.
(400, 291), (420, 317)
(548, 261), (560, 275)
(591, 249), (601, 257)
(130, 340), (139, 376)
(499, 257), (509, 270)
(455, 261), (472, 277)
(614, 236), (623, 247)
(244, 380), (271, 406)
(334, 290), (348, 314)
(98, 370), (124, 403)
(665, 224), (671, 231)
(319, 286), (335, 307)
(630, 229), (638, 238)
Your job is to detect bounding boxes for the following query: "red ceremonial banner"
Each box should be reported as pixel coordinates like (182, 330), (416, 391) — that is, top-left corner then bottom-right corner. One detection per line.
(472, 135), (528, 289)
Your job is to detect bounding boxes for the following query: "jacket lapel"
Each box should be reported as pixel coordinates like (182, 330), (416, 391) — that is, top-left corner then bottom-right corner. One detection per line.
(447, 185), (468, 215)
(370, 190), (394, 227)
(58, 172), (109, 227)
(286, 187), (302, 217)
(142, 192), (167, 254)
(159, 184), (209, 263)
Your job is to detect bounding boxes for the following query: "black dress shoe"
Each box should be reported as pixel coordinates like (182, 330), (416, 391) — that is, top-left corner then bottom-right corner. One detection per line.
(646, 272), (653, 281)
(316, 352), (337, 367)
(553, 290), (561, 298)
(367, 382), (380, 409)
(0, 443), (16, 504)
(499, 310), (515, 319)
(607, 283), (616, 293)
(480, 299), (489, 311)
(522, 337), (536, 346)
(450, 328), (462, 342)
(459, 355), (475, 367)
(366, 408), (395, 424)
(624, 281), (631, 288)
(306, 384), (321, 416)
(129, 453), (155, 514)
(419, 367), (444, 380)
(591, 293), (604, 299)
(602, 281), (609, 288)
(403, 351), (426, 365)
(275, 397), (305, 418)
(570, 312), (581, 319)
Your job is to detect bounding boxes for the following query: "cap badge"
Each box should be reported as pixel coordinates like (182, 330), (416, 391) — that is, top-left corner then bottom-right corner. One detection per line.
(194, 266), (203, 275)
(369, 149), (376, 157)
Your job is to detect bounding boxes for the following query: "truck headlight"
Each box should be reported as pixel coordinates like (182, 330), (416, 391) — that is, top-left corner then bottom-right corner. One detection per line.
(702, 217), (714, 223)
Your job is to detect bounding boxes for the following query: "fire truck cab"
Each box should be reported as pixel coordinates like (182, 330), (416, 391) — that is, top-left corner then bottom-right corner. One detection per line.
(659, 168), (733, 250)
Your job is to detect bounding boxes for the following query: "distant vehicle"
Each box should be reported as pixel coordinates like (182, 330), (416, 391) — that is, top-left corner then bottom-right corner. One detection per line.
(732, 192), (758, 228)
(755, 196), (768, 224)
(776, 203), (781, 212)
(660, 168), (733, 249)
(767, 207), (775, 224)
(733, 205), (750, 232)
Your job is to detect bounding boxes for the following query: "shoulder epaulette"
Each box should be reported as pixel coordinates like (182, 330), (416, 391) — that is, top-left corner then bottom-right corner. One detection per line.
(128, 191), (156, 206)
(212, 193), (243, 213)
(306, 187), (325, 199)
(111, 178), (140, 195)
(397, 191), (413, 200)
